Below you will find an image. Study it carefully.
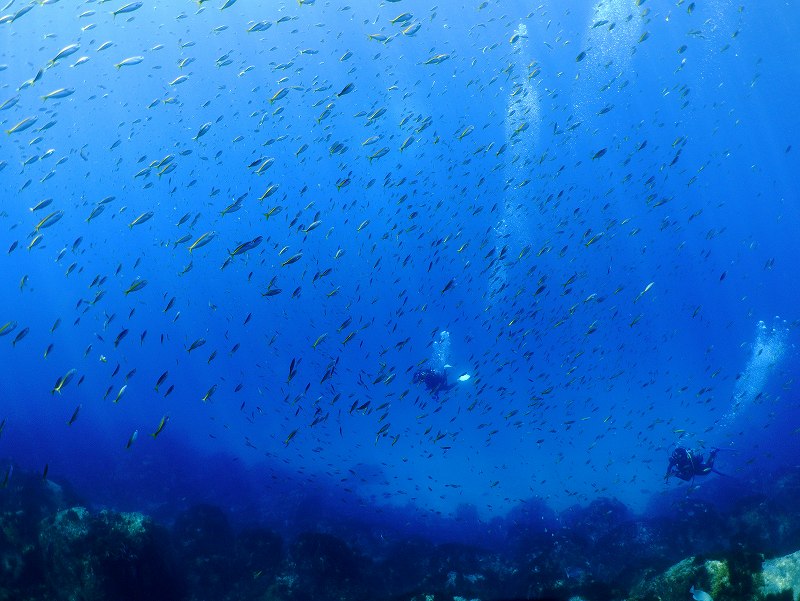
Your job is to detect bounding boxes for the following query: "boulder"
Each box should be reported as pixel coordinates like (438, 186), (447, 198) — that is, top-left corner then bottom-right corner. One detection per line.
(759, 549), (800, 600)
(38, 506), (181, 601)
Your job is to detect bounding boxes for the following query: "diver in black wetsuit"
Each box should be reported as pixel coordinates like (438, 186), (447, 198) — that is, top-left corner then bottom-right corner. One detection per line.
(412, 368), (456, 399)
(664, 447), (719, 483)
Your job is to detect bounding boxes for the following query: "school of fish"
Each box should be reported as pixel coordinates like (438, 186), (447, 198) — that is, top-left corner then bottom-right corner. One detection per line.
(0, 0), (785, 512)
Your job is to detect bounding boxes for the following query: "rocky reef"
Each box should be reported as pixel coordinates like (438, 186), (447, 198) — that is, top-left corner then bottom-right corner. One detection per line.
(3, 467), (800, 601)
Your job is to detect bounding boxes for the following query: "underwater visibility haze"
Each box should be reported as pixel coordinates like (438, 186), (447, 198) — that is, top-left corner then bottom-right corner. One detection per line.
(1, 0), (800, 599)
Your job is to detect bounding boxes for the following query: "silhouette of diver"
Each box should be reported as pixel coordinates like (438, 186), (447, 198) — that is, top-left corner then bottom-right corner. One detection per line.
(412, 368), (456, 399)
(664, 447), (719, 484)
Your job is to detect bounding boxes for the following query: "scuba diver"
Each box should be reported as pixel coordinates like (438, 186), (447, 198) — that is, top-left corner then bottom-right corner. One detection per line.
(664, 447), (719, 484)
(412, 367), (456, 399)
(413, 331), (471, 399)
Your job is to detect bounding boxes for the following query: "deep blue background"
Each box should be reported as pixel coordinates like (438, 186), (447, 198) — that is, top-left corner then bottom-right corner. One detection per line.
(1, 0), (798, 532)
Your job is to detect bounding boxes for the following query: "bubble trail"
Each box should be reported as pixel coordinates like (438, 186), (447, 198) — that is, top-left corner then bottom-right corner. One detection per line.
(432, 330), (451, 371)
(720, 318), (789, 429)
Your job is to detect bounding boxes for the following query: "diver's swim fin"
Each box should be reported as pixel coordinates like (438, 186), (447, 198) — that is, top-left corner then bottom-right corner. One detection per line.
(711, 468), (734, 478)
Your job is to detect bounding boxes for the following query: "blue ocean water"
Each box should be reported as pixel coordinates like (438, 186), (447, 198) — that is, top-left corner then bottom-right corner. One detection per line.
(1, 0), (799, 557)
